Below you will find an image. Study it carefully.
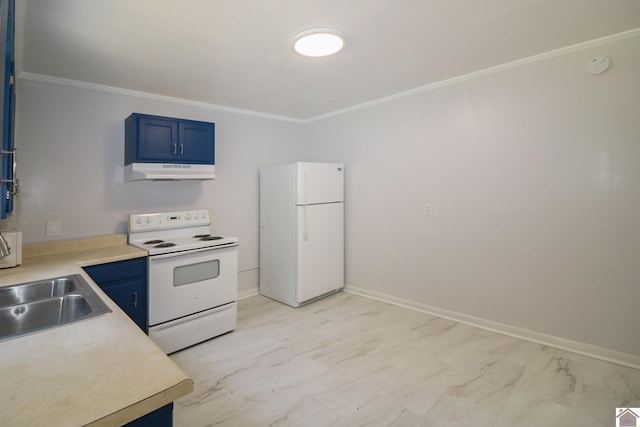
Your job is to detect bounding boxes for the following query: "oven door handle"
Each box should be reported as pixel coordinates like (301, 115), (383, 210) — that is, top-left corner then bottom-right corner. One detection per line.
(149, 244), (236, 260)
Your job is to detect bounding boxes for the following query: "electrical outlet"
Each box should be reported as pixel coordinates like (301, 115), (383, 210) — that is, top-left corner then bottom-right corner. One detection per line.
(425, 203), (433, 216)
(46, 219), (62, 237)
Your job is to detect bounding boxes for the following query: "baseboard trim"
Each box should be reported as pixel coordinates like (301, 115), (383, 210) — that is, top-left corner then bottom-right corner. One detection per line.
(238, 287), (260, 301)
(344, 285), (640, 370)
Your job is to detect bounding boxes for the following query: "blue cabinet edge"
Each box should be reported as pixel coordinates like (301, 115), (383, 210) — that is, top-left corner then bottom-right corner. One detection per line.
(83, 256), (147, 284)
(0, 0), (15, 219)
(124, 403), (173, 427)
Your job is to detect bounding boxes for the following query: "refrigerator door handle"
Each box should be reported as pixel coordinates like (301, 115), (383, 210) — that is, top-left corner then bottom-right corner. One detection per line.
(303, 206), (309, 241)
(303, 169), (309, 241)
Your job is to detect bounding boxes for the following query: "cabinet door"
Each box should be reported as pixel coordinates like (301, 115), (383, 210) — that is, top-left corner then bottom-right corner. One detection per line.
(100, 279), (147, 333)
(178, 120), (214, 164)
(83, 257), (148, 333)
(0, 0), (14, 219)
(137, 116), (179, 162)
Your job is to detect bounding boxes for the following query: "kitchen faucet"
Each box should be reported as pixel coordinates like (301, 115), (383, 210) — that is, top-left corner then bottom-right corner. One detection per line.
(0, 232), (10, 258)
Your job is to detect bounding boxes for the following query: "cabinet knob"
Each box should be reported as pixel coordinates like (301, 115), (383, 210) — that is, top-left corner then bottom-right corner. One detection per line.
(133, 291), (138, 308)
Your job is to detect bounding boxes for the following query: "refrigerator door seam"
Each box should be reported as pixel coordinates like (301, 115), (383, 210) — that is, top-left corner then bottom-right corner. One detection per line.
(303, 168), (309, 241)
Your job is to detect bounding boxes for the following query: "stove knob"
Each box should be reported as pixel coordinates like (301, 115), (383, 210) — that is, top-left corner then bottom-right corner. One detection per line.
(194, 212), (199, 219)
(135, 217), (142, 225)
(185, 213), (192, 220)
(145, 217), (151, 224)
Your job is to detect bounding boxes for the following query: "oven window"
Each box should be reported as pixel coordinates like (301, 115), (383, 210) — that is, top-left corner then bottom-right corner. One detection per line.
(173, 260), (220, 287)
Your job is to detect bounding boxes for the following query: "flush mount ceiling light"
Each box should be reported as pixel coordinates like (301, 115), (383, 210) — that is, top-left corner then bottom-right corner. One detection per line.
(293, 28), (345, 57)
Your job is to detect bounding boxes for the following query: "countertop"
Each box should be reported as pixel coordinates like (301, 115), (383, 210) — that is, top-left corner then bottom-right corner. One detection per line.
(0, 235), (194, 426)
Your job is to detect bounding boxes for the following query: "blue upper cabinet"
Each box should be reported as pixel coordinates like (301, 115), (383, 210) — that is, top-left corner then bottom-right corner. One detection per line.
(125, 113), (215, 165)
(0, 0), (15, 219)
(125, 113), (216, 181)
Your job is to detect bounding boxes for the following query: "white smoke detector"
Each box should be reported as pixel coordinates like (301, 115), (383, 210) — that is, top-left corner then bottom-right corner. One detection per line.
(586, 57), (610, 74)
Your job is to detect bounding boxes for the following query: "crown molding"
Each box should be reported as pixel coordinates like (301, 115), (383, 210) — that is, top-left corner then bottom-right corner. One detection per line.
(16, 72), (305, 124)
(305, 27), (640, 123)
(17, 27), (640, 125)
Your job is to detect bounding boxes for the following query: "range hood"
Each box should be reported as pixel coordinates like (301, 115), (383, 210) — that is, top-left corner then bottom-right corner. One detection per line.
(125, 163), (215, 181)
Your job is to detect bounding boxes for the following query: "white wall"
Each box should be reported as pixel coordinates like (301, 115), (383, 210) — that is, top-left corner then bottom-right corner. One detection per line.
(305, 36), (640, 358)
(5, 79), (304, 294)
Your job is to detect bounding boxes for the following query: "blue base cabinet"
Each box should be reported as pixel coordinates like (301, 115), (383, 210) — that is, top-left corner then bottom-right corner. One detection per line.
(124, 403), (173, 427)
(83, 257), (148, 333)
(84, 257), (173, 426)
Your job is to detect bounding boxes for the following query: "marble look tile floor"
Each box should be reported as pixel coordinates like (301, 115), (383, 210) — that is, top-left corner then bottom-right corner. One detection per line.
(170, 292), (640, 427)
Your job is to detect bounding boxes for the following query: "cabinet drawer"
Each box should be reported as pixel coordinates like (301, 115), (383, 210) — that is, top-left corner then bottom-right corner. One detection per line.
(83, 257), (147, 285)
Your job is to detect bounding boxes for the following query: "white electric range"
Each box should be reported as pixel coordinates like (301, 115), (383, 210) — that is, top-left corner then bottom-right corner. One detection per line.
(128, 209), (238, 354)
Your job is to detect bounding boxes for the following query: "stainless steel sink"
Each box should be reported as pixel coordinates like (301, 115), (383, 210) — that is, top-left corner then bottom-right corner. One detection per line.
(0, 274), (111, 341)
(0, 277), (77, 306)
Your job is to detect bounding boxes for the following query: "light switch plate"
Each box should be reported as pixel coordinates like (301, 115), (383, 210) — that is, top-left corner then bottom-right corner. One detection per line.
(425, 203), (433, 216)
(46, 219), (62, 237)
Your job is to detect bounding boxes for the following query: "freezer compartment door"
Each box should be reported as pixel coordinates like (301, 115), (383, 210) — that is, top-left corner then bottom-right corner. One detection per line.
(296, 162), (344, 205)
(296, 203), (344, 303)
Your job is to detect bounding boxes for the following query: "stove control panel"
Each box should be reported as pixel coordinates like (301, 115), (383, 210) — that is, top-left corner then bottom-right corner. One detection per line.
(129, 209), (210, 232)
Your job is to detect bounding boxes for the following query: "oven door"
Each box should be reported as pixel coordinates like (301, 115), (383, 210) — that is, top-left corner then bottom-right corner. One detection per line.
(148, 245), (238, 326)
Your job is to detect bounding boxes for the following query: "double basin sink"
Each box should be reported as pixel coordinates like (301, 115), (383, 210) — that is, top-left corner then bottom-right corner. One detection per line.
(0, 274), (111, 341)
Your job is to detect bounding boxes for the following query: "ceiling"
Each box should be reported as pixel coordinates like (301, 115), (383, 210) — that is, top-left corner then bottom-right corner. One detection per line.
(17, 0), (640, 121)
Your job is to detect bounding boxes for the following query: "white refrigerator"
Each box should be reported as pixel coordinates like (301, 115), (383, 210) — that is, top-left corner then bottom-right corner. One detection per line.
(259, 162), (344, 307)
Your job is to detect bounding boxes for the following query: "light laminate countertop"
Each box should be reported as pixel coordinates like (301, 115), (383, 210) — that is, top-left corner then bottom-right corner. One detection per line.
(0, 235), (194, 426)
